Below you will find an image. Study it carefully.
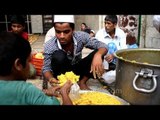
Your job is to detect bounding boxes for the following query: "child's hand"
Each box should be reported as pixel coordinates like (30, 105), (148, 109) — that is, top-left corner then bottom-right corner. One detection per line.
(43, 86), (61, 97)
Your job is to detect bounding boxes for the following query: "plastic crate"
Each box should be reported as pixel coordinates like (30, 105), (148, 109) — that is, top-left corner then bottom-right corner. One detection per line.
(31, 53), (44, 76)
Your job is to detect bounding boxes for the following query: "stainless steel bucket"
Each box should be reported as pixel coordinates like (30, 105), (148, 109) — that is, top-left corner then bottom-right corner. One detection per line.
(114, 48), (160, 105)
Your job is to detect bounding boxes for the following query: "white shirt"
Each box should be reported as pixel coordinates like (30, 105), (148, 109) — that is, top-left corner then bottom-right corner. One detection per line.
(44, 27), (55, 43)
(95, 27), (127, 50)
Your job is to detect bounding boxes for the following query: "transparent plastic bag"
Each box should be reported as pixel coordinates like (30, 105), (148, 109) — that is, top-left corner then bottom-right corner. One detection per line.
(102, 70), (116, 84)
(69, 83), (81, 101)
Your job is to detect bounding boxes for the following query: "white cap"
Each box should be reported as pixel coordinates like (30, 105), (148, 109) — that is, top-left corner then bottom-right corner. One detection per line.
(90, 30), (95, 34)
(54, 15), (75, 23)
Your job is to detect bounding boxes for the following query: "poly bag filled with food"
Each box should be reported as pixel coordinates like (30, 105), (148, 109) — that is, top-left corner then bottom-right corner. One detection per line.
(57, 71), (80, 100)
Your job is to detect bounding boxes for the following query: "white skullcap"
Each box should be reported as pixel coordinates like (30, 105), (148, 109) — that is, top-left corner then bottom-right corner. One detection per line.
(90, 30), (95, 34)
(153, 15), (160, 32)
(54, 15), (75, 23)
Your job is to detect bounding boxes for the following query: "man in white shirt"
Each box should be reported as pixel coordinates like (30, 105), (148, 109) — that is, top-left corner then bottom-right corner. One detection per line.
(44, 27), (55, 44)
(95, 15), (127, 85)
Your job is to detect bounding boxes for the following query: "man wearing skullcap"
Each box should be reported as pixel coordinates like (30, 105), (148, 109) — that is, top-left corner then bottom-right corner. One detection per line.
(42, 15), (108, 90)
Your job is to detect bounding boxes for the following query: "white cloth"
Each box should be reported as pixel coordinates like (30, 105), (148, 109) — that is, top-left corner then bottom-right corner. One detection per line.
(44, 27), (55, 44)
(54, 15), (75, 23)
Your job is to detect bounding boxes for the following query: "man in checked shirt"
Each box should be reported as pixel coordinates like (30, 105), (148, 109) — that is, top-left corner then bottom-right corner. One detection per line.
(42, 15), (108, 90)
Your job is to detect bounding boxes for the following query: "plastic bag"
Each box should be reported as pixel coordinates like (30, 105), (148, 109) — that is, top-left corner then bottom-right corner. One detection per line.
(69, 83), (80, 101)
(102, 70), (116, 84)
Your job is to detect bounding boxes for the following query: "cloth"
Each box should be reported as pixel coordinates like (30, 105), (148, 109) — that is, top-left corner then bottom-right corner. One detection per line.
(9, 31), (28, 40)
(127, 43), (138, 48)
(107, 42), (118, 64)
(0, 80), (60, 105)
(42, 31), (108, 74)
(54, 15), (74, 23)
(21, 32), (28, 40)
(44, 27), (55, 43)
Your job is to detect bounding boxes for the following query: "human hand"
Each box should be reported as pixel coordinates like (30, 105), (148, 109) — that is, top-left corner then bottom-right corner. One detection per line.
(49, 77), (59, 86)
(60, 80), (73, 95)
(90, 53), (104, 79)
(43, 85), (61, 97)
(105, 54), (114, 63)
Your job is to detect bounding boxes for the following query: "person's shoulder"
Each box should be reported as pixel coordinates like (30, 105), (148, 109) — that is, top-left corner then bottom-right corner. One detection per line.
(47, 27), (55, 34)
(74, 31), (88, 36)
(73, 31), (90, 41)
(45, 36), (57, 47)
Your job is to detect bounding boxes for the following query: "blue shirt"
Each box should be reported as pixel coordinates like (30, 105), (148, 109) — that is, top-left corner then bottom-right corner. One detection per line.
(42, 31), (108, 73)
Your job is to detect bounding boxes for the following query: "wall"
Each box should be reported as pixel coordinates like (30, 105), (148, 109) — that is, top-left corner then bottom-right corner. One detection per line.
(140, 15), (160, 48)
(75, 15), (99, 33)
(31, 15), (43, 34)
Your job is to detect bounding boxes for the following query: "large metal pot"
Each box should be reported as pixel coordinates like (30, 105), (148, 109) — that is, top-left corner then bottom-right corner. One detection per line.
(114, 48), (160, 105)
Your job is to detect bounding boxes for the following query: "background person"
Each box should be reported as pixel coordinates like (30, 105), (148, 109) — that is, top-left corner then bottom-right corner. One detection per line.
(10, 15), (28, 40)
(95, 15), (127, 85)
(80, 22), (91, 34)
(89, 29), (96, 38)
(44, 26), (55, 44)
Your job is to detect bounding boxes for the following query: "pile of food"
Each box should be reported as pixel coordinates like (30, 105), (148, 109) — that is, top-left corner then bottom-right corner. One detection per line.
(57, 71), (80, 86)
(72, 91), (123, 105)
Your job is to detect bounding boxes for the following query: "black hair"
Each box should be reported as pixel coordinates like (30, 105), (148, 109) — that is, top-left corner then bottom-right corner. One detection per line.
(10, 15), (25, 26)
(0, 31), (31, 76)
(81, 23), (87, 27)
(84, 28), (91, 34)
(104, 15), (118, 24)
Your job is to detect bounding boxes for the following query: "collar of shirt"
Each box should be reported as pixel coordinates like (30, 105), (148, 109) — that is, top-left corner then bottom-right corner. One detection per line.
(103, 28), (119, 40)
(57, 36), (78, 50)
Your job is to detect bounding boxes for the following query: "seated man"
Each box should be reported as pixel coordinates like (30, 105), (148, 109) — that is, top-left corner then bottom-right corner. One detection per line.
(42, 15), (108, 90)
(95, 15), (127, 86)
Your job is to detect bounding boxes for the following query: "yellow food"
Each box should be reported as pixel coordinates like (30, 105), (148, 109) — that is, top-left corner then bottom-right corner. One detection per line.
(35, 52), (44, 59)
(73, 91), (121, 105)
(57, 71), (80, 86)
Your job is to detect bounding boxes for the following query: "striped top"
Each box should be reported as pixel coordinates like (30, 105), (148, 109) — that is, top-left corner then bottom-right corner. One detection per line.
(42, 31), (108, 73)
